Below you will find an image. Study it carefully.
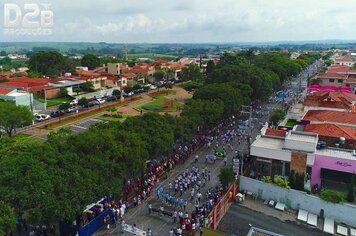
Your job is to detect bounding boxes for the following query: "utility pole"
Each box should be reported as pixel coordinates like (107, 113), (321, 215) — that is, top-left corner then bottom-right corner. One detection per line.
(239, 105), (253, 176)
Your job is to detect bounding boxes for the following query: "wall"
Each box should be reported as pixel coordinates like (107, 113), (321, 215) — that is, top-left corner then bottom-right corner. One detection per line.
(311, 154), (356, 187)
(239, 176), (356, 226)
(45, 88), (61, 99)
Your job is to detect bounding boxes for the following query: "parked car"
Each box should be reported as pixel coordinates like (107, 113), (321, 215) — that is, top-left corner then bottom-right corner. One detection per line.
(105, 95), (118, 102)
(150, 85), (157, 90)
(123, 92), (134, 98)
(50, 110), (65, 118)
(93, 95), (103, 100)
(87, 101), (97, 107)
(70, 99), (78, 105)
(35, 114), (50, 122)
(95, 98), (106, 104)
(66, 106), (78, 113)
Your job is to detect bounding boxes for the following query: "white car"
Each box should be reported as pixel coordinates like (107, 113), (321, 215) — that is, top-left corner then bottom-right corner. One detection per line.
(70, 99), (78, 105)
(35, 114), (50, 122)
(150, 85), (157, 90)
(95, 98), (106, 104)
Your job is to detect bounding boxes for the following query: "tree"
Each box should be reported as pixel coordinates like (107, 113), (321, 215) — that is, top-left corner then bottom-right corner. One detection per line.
(269, 109), (286, 126)
(0, 51), (7, 56)
(28, 71), (43, 78)
(81, 54), (101, 70)
(0, 102), (33, 137)
(219, 167), (234, 188)
(81, 81), (95, 92)
(60, 87), (68, 97)
(112, 89), (121, 97)
(59, 102), (70, 111)
(182, 99), (224, 125)
(124, 86), (134, 94)
(28, 51), (74, 77)
(0, 204), (17, 235)
(193, 83), (244, 114)
(153, 71), (164, 82)
(179, 64), (204, 81)
(206, 60), (215, 75)
(78, 97), (88, 107)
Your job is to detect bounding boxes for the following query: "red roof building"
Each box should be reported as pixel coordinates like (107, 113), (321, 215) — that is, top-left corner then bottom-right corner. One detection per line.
(304, 91), (356, 111)
(264, 128), (288, 137)
(303, 110), (356, 127)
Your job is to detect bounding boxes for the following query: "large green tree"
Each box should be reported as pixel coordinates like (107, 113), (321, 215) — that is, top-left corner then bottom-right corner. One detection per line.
(179, 64), (204, 81)
(0, 102), (33, 137)
(81, 54), (101, 70)
(28, 51), (74, 77)
(0, 204), (17, 236)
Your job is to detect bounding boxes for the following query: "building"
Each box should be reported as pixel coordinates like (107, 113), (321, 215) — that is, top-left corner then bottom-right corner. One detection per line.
(302, 110), (356, 128)
(76, 70), (107, 90)
(250, 126), (356, 192)
(315, 73), (348, 87)
(120, 73), (141, 87)
(106, 63), (121, 75)
(0, 88), (33, 107)
(303, 91), (356, 112)
(304, 124), (356, 150)
(334, 57), (355, 67)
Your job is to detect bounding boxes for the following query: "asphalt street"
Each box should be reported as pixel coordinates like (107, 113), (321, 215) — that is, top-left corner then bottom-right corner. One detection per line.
(217, 204), (328, 236)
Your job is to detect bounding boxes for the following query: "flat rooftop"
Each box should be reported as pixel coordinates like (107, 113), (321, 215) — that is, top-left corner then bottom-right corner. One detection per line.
(316, 148), (356, 161)
(286, 131), (318, 143)
(252, 136), (285, 150)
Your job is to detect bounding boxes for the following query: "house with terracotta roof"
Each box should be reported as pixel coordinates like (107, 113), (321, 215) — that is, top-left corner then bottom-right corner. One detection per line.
(304, 91), (356, 112)
(315, 72), (348, 87)
(120, 73), (143, 87)
(302, 110), (356, 128)
(334, 57), (355, 67)
(76, 70), (107, 90)
(304, 124), (356, 150)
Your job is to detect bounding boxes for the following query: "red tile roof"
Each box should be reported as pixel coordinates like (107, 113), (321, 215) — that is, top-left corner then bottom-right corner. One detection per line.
(346, 75), (356, 84)
(121, 73), (137, 79)
(316, 72), (347, 79)
(0, 88), (13, 95)
(265, 128), (288, 137)
(335, 58), (354, 62)
(304, 92), (356, 110)
(76, 69), (101, 77)
(305, 124), (356, 140)
(327, 65), (351, 73)
(303, 110), (356, 125)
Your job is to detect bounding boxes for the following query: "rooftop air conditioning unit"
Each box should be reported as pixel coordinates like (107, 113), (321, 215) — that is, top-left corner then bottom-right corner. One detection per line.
(339, 137), (346, 145)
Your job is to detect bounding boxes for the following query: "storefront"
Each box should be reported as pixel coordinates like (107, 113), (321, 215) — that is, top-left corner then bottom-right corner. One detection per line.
(311, 155), (356, 192)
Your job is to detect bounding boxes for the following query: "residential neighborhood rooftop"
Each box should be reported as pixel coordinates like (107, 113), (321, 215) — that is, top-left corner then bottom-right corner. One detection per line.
(304, 123), (356, 140)
(303, 110), (356, 126)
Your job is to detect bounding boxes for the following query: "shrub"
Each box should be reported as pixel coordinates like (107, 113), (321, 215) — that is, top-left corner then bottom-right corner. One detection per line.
(274, 177), (290, 189)
(262, 176), (273, 183)
(320, 190), (345, 203)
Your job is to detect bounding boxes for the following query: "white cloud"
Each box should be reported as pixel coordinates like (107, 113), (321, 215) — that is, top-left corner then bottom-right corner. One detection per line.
(1, 0), (356, 42)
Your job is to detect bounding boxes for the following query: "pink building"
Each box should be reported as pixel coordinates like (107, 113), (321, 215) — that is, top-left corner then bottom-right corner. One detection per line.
(311, 154), (356, 190)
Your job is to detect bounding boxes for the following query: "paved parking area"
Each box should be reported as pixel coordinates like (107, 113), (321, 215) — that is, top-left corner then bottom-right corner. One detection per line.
(70, 119), (104, 134)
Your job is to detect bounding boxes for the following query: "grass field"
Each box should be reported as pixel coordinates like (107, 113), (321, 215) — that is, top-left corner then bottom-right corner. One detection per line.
(37, 97), (72, 107)
(98, 114), (128, 122)
(139, 94), (182, 112)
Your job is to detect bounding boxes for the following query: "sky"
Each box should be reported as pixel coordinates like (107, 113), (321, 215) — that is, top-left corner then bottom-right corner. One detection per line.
(1, 0), (356, 43)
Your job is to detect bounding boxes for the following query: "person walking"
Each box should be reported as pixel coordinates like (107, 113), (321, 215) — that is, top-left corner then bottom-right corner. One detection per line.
(148, 203), (152, 214)
(173, 210), (177, 223)
(224, 157), (227, 166)
(147, 228), (152, 236)
(169, 228), (174, 236)
(195, 154), (198, 163)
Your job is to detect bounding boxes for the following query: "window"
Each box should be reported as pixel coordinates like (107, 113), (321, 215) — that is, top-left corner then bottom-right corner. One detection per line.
(338, 79), (343, 83)
(329, 79), (335, 82)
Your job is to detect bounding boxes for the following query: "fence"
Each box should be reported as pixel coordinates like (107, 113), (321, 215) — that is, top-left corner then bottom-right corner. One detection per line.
(205, 180), (238, 230)
(79, 209), (112, 236)
(239, 176), (356, 226)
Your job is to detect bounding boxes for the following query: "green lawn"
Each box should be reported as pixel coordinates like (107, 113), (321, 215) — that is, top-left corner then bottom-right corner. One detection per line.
(98, 114), (127, 122)
(139, 94), (182, 112)
(286, 119), (297, 127)
(37, 97), (72, 107)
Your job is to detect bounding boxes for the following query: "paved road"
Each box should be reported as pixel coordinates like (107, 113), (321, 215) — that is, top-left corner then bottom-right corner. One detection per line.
(218, 204), (328, 236)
